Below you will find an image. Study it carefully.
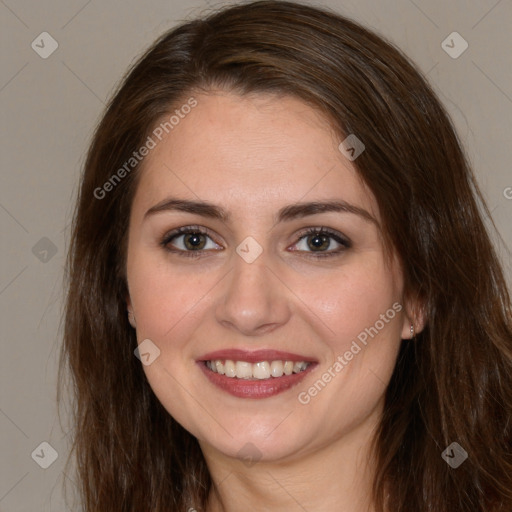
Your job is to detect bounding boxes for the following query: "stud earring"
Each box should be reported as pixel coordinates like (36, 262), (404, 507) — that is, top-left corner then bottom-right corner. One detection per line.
(410, 323), (415, 339)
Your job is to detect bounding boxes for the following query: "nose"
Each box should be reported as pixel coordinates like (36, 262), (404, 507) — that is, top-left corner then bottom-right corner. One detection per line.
(214, 249), (291, 337)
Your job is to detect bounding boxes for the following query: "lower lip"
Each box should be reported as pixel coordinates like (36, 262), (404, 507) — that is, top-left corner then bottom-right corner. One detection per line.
(197, 361), (317, 399)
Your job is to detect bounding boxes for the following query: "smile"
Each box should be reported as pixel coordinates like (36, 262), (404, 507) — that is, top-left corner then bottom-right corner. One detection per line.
(197, 349), (318, 399)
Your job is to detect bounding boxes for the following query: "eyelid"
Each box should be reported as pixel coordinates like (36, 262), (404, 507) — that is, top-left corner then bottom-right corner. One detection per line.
(294, 226), (351, 245)
(161, 224), (217, 243)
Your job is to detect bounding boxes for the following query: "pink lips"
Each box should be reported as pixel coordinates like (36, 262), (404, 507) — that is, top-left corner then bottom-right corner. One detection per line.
(197, 349), (318, 399)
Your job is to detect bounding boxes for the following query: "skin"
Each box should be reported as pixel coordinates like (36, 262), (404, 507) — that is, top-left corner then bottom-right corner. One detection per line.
(125, 91), (420, 511)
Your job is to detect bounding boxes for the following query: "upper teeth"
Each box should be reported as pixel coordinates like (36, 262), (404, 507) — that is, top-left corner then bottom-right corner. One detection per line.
(206, 360), (310, 379)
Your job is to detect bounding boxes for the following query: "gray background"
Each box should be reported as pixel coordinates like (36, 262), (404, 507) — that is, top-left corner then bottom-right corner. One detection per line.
(1, 0), (511, 510)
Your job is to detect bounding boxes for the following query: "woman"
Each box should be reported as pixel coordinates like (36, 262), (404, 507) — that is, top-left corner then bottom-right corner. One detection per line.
(60, 1), (512, 511)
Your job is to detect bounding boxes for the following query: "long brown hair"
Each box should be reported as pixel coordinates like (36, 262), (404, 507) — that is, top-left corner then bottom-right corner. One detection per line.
(60, 1), (512, 510)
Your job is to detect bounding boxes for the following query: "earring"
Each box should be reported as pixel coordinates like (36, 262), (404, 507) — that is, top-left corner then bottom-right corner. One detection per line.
(410, 323), (415, 339)
(128, 310), (136, 328)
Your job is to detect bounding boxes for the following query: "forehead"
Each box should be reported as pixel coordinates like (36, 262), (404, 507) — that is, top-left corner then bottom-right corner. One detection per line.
(131, 91), (379, 223)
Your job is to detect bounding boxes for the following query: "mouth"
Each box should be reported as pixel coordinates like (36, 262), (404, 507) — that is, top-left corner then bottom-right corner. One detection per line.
(197, 349), (318, 399)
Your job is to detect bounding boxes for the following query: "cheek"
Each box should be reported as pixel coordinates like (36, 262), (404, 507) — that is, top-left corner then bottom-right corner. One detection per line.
(294, 255), (402, 353)
(127, 253), (214, 431)
(292, 264), (402, 436)
(298, 257), (404, 418)
(127, 249), (213, 342)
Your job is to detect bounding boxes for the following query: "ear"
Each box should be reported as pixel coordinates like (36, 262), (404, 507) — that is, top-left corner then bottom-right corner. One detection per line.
(126, 296), (137, 329)
(400, 297), (426, 340)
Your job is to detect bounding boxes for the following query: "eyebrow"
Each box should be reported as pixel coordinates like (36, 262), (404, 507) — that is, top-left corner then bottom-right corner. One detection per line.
(144, 198), (378, 226)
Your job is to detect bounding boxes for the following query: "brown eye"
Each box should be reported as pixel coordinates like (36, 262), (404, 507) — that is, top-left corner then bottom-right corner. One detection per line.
(181, 232), (207, 250)
(291, 227), (351, 258)
(161, 226), (223, 257)
(306, 233), (331, 251)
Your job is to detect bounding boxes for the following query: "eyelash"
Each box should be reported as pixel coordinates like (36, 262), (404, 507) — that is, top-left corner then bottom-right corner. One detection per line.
(160, 225), (351, 259)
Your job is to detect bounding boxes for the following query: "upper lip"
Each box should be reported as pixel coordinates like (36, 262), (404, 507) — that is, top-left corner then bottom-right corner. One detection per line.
(198, 349), (318, 364)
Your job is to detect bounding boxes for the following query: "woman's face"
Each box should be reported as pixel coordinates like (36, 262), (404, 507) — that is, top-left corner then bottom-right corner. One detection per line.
(126, 91), (412, 463)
